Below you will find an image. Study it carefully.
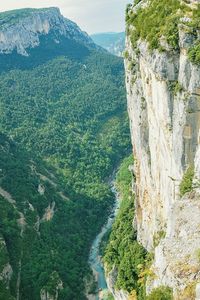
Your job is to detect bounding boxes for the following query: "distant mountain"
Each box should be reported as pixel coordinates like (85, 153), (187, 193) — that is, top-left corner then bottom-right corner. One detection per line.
(0, 7), (130, 300)
(0, 7), (97, 56)
(91, 32), (125, 56)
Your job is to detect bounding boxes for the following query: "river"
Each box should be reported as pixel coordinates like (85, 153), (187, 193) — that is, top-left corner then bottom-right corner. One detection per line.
(88, 182), (120, 300)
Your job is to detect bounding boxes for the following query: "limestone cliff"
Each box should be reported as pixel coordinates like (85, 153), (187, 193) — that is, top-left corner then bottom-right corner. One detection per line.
(0, 7), (96, 56)
(125, 0), (200, 298)
(106, 267), (129, 300)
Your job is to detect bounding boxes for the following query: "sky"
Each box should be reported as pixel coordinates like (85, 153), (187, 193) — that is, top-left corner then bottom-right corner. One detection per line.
(0, 0), (130, 34)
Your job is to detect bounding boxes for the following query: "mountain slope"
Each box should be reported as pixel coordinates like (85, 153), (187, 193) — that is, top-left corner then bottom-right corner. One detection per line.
(0, 7), (130, 300)
(0, 132), (71, 300)
(0, 7), (96, 56)
(91, 32), (125, 56)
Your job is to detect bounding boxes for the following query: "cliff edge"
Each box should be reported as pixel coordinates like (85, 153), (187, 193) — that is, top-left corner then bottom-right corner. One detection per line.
(125, 0), (200, 298)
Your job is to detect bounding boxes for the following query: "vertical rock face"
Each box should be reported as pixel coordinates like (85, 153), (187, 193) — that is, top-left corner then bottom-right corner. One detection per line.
(126, 37), (200, 250)
(106, 267), (129, 300)
(0, 7), (96, 56)
(125, 0), (200, 297)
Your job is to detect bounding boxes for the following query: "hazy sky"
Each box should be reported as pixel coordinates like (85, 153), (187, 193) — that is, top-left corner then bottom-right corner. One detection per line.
(0, 0), (130, 34)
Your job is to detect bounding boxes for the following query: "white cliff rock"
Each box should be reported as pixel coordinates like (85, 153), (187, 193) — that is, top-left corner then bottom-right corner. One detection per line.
(148, 193), (200, 298)
(0, 7), (96, 56)
(0, 263), (13, 285)
(106, 267), (129, 300)
(40, 271), (63, 300)
(0, 237), (13, 288)
(42, 202), (56, 222)
(125, 1), (200, 298)
(38, 183), (45, 195)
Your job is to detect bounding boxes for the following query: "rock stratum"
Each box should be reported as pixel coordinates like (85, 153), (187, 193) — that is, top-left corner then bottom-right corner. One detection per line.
(123, 0), (200, 299)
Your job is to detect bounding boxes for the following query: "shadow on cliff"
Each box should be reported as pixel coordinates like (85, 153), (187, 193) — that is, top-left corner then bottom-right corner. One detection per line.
(0, 32), (91, 73)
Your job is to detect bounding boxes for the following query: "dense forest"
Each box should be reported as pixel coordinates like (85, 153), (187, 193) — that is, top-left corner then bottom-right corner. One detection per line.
(0, 11), (130, 300)
(103, 156), (148, 300)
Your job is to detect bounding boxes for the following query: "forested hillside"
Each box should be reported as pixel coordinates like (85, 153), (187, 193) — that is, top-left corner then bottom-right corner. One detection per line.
(103, 156), (148, 300)
(0, 7), (130, 300)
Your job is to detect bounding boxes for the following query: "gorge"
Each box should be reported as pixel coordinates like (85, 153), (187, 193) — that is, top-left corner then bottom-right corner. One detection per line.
(0, 7), (130, 300)
(1, 1), (200, 299)
(103, 0), (200, 299)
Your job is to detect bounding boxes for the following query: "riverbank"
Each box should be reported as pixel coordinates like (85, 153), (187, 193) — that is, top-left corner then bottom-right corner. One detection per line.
(103, 155), (148, 300)
(88, 180), (120, 300)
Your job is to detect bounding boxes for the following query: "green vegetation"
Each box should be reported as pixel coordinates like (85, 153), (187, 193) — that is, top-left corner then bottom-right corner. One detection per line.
(188, 42), (200, 65)
(124, 50), (129, 59)
(103, 155), (148, 299)
(126, 0), (189, 51)
(153, 231), (166, 248)
(0, 281), (15, 300)
(184, 3), (200, 64)
(126, 0), (200, 59)
(168, 81), (183, 95)
(107, 295), (114, 300)
(0, 50), (130, 198)
(180, 166), (194, 197)
(103, 292), (114, 300)
(134, 0), (142, 5)
(0, 23), (130, 300)
(0, 132), (104, 299)
(0, 235), (9, 273)
(0, 8), (49, 29)
(147, 286), (173, 300)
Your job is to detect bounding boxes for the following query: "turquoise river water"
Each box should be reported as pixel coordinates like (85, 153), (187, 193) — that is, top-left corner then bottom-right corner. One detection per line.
(88, 183), (120, 299)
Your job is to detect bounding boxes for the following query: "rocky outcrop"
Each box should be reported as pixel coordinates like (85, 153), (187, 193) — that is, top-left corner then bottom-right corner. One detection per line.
(106, 267), (129, 300)
(40, 288), (61, 300)
(42, 202), (56, 222)
(40, 271), (63, 300)
(0, 7), (96, 56)
(0, 235), (13, 291)
(147, 193), (200, 298)
(125, 0), (200, 298)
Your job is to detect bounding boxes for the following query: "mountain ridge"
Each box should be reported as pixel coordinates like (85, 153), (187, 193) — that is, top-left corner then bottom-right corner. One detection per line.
(91, 32), (125, 57)
(0, 7), (96, 56)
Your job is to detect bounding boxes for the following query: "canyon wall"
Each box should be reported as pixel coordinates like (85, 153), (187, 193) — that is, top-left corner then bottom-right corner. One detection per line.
(124, 0), (200, 298)
(0, 7), (95, 56)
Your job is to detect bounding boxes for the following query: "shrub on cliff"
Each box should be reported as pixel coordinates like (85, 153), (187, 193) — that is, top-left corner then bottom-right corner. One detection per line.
(126, 0), (188, 51)
(126, 0), (200, 58)
(188, 43), (200, 65)
(147, 286), (173, 300)
(180, 166), (194, 197)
